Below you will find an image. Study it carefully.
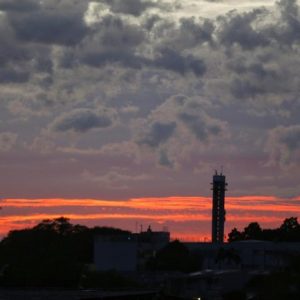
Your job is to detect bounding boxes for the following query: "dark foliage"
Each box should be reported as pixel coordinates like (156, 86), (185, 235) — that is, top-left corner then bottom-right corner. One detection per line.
(247, 259), (300, 300)
(0, 217), (130, 287)
(146, 240), (199, 273)
(80, 270), (139, 289)
(222, 290), (246, 300)
(228, 217), (300, 242)
(216, 247), (241, 266)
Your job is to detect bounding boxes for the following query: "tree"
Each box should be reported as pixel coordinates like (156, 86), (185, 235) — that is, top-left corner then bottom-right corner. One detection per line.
(228, 228), (243, 242)
(280, 217), (299, 231)
(244, 222), (262, 240)
(228, 217), (300, 243)
(147, 240), (199, 272)
(279, 217), (300, 241)
(0, 217), (131, 287)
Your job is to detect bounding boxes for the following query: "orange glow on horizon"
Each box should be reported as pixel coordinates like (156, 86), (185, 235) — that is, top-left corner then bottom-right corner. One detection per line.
(0, 195), (299, 241)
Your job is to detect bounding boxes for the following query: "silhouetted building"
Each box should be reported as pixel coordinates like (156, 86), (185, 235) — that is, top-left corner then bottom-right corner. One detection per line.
(211, 171), (227, 243)
(185, 240), (300, 270)
(94, 234), (138, 272)
(94, 227), (170, 272)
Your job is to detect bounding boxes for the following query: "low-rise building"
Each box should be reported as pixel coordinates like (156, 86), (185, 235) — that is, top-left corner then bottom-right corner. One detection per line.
(185, 240), (300, 270)
(94, 227), (170, 272)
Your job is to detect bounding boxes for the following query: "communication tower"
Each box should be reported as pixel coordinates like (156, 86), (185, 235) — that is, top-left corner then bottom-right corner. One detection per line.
(211, 171), (227, 243)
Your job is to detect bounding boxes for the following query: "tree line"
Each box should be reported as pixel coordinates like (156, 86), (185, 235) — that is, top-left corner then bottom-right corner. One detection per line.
(228, 217), (300, 242)
(0, 217), (131, 287)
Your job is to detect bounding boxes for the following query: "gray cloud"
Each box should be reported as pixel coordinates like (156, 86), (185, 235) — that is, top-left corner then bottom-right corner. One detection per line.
(2, 0), (89, 46)
(138, 121), (177, 148)
(0, 15), (30, 66)
(134, 94), (228, 168)
(158, 149), (174, 168)
(0, 67), (30, 83)
(11, 11), (89, 46)
(178, 112), (223, 141)
(1, 0), (300, 199)
(154, 48), (206, 77)
(218, 9), (269, 50)
(0, 0), (40, 12)
(78, 15), (145, 68)
(272, 0), (300, 45)
(102, 0), (157, 16)
(0, 132), (18, 152)
(50, 108), (114, 133)
(228, 59), (278, 79)
(74, 14), (207, 76)
(92, 15), (145, 49)
(266, 125), (300, 166)
(150, 16), (214, 50)
(230, 78), (265, 99)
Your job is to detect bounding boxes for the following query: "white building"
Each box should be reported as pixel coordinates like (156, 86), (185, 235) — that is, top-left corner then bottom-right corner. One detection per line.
(94, 228), (170, 272)
(94, 235), (137, 272)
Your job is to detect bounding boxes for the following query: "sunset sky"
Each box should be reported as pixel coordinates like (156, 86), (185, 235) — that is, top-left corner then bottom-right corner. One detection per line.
(1, 0), (300, 240)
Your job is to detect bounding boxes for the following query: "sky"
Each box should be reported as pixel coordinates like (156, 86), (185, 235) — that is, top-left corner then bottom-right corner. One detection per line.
(0, 0), (300, 240)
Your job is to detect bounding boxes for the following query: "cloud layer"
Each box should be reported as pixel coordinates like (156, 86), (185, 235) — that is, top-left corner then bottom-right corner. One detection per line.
(0, 0), (300, 205)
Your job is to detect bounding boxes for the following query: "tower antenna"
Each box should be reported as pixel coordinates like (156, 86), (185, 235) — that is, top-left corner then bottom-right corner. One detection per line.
(211, 171), (227, 243)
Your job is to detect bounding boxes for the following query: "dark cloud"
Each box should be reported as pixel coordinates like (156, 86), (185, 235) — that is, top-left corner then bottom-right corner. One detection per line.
(227, 53), (293, 101)
(76, 15), (206, 76)
(34, 56), (53, 74)
(96, 15), (145, 48)
(0, 132), (17, 152)
(81, 47), (206, 76)
(267, 125), (300, 165)
(10, 11), (89, 46)
(138, 121), (177, 148)
(154, 48), (206, 76)
(137, 94), (227, 152)
(81, 50), (143, 69)
(78, 15), (145, 68)
(1, 0), (89, 46)
(147, 16), (214, 52)
(278, 125), (300, 151)
(102, 0), (157, 16)
(0, 67), (30, 83)
(50, 108), (114, 133)
(218, 9), (268, 50)
(177, 17), (215, 46)
(158, 149), (174, 168)
(178, 112), (223, 141)
(0, 0), (40, 12)
(270, 0), (300, 45)
(228, 59), (278, 79)
(230, 78), (265, 99)
(142, 14), (162, 31)
(0, 15), (30, 66)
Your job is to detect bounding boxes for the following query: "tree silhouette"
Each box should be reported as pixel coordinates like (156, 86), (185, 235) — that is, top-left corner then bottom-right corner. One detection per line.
(244, 222), (262, 240)
(0, 217), (130, 287)
(228, 228), (243, 242)
(146, 240), (199, 272)
(228, 217), (300, 242)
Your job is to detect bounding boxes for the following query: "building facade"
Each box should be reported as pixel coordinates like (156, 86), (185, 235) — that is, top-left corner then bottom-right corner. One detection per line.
(94, 227), (170, 272)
